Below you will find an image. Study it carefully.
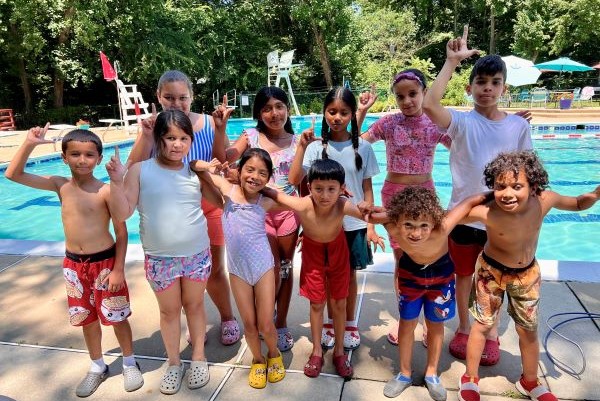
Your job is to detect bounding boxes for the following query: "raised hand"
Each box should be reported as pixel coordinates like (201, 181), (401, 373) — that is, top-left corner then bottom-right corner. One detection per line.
(213, 94), (235, 132)
(358, 84), (378, 112)
(105, 145), (127, 182)
(446, 25), (479, 63)
(190, 158), (222, 173)
(299, 115), (320, 148)
(141, 103), (158, 138)
(25, 123), (53, 145)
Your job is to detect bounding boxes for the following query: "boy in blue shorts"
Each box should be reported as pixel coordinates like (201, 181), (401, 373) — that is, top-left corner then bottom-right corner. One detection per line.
(364, 187), (488, 400)
(5, 125), (143, 397)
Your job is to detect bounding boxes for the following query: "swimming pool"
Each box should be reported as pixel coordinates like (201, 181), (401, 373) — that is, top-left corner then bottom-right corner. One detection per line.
(1, 116), (599, 262)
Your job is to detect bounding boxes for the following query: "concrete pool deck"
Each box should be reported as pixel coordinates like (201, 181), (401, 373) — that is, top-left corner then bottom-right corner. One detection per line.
(1, 247), (600, 401)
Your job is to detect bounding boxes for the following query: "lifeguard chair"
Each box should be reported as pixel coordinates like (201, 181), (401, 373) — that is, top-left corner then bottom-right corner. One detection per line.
(266, 50), (303, 116)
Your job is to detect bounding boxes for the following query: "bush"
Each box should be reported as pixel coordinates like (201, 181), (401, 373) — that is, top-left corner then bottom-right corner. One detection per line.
(15, 105), (120, 129)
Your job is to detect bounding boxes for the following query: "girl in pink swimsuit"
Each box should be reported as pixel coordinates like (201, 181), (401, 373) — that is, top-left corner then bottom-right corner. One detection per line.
(358, 69), (451, 345)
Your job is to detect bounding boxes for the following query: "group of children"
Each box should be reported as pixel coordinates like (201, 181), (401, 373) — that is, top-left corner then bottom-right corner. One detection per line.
(5, 26), (600, 400)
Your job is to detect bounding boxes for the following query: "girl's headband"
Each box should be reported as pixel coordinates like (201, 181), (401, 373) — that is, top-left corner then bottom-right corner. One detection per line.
(392, 72), (424, 88)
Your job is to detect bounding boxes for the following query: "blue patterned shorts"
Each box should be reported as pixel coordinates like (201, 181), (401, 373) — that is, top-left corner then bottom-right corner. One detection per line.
(144, 248), (212, 292)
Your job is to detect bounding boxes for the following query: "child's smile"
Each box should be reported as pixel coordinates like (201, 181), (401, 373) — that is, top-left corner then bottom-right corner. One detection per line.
(493, 169), (532, 212)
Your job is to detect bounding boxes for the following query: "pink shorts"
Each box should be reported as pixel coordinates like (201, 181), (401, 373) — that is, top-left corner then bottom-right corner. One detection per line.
(63, 245), (131, 327)
(144, 248), (212, 292)
(381, 179), (435, 249)
(265, 209), (300, 237)
(202, 198), (225, 247)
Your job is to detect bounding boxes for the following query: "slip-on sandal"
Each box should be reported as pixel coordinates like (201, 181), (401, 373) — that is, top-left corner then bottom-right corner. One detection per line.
(267, 352), (286, 383)
(277, 327), (294, 352)
(383, 373), (412, 398)
(480, 338), (500, 366)
(321, 324), (335, 348)
(515, 376), (558, 401)
(248, 358), (267, 389)
(448, 331), (469, 360)
(343, 326), (360, 350)
(332, 353), (353, 379)
(458, 374), (480, 401)
(75, 365), (109, 397)
(188, 360), (210, 389)
(123, 362), (144, 392)
(160, 363), (185, 395)
(303, 354), (323, 378)
(221, 319), (241, 345)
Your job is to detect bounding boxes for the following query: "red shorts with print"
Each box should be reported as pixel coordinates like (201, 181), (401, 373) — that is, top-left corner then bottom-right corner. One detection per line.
(63, 245), (131, 327)
(300, 230), (350, 303)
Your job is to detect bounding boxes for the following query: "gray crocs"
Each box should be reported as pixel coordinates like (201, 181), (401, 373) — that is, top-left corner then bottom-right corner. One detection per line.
(277, 327), (294, 352)
(383, 374), (412, 398)
(188, 360), (210, 389)
(75, 366), (109, 397)
(160, 363), (185, 395)
(123, 362), (144, 392)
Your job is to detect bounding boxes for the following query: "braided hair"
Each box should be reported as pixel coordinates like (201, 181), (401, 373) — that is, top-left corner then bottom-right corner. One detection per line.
(321, 87), (363, 170)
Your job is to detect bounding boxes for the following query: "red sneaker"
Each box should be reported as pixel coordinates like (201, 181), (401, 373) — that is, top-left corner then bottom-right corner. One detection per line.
(458, 374), (480, 401)
(515, 376), (558, 401)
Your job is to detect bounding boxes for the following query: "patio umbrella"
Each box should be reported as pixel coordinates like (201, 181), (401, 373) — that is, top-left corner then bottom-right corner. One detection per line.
(501, 55), (541, 86)
(533, 57), (593, 72)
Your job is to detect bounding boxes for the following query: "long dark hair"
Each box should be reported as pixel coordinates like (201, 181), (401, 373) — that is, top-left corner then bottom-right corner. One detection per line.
(253, 86), (294, 134)
(153, 109), (194, 160)
(321, 87), (362, 171)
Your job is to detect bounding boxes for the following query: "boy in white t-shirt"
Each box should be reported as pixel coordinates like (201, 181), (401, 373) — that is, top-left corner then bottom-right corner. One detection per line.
(423, 25), (531, 366)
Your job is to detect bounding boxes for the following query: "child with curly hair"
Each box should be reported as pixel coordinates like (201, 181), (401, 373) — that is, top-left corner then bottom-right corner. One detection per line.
(364, 187), (488, 400)
(458, 151), (600, 401)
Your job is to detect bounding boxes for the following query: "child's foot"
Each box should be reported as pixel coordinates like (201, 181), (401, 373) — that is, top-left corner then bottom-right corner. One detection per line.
(248, 358), (267, 389)
(75, 365), (109, 397)
(386, 321), (399, 346)
(515, 375), (558, 401)
(122, 362), (144, 392)
(276, 327), (294, 352)
(343, 326), (360, 349)
(424, 375), (446, 401)
(458, 374), (480, 401)
(221, 319), (241, 345)
(267, 352), (286, 383)
(188, 360), (210, 389)
(321, 323), (335, 348)
(159, 363), (185, 395)
(303, 354), (324, 378)
(332, 353), (353, 379)
(383, 373), (412, 398)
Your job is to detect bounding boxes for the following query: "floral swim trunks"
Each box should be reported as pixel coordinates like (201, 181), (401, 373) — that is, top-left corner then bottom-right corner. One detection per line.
(144, 247), (212, 292)
(470, 252), (540, 331)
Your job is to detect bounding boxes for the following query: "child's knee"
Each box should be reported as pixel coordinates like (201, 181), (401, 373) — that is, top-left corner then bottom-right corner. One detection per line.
(329, 298), (346, 311)
(310, 302), (326, 313)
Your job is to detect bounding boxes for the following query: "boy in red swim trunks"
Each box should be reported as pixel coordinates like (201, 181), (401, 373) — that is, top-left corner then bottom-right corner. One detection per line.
(5, 126), (143, 397)
(263, 158), (368, 379)
(458, 151), (600, 401)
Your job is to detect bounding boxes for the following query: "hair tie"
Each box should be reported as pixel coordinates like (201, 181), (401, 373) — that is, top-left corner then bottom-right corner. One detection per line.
(392, 72), (424, 88)
(354, 148), (358, 154)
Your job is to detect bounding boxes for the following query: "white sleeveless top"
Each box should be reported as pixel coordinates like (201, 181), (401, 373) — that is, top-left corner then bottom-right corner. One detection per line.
(138, 159), (209, 257)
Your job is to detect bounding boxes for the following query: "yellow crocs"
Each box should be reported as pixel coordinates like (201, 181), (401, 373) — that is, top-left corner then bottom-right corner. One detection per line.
(248, 358), (267, 389)
(267, 352), (286, 383)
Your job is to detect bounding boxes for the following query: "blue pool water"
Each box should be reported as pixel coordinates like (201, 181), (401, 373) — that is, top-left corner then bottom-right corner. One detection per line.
(1, 115), (599, 262)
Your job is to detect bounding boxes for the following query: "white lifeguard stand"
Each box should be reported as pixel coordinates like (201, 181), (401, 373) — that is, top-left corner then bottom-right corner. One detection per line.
(266, 50), (302, 116)
(115, 79), (152, 127)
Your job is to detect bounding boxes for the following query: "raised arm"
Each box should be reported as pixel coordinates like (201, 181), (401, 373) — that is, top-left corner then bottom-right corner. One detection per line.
(444, 191), (492, 232)
(288, 122), (319, 186)
(127, 104), (157, 164)
(544, 186), (600, 212)
(106, 146), (140, 221)
(261, 186), (303, 212)
(225, 131), (250, 163)
(212, 95), (234, 162)
(423, 25), (479, 129)
(4, 123), (65, 192)
(357, 84), (377, 134)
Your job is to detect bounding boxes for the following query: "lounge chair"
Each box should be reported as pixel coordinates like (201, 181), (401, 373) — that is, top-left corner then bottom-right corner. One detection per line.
(529, 88), (548, 108)
(576, 86), (595, 107)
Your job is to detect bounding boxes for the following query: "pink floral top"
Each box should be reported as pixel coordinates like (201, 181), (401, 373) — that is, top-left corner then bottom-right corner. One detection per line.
(365, 113), (451, 174)
(246, 128), (298, 195)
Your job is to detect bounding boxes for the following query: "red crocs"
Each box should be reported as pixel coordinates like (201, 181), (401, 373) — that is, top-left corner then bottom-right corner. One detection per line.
(480, 338), (500, 366)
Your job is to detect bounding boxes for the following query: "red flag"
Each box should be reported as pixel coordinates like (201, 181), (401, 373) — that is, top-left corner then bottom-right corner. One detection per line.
(100, 51), (117, 81)
(134, 100), (142, 125)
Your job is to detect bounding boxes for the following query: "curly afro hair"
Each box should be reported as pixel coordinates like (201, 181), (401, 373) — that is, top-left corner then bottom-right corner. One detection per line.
(483, 151), (549, 195)
(387, 186), (445, 228)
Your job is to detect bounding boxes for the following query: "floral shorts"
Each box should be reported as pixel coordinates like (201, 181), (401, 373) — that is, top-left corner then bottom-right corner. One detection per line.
(144, 248), (212, 292)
